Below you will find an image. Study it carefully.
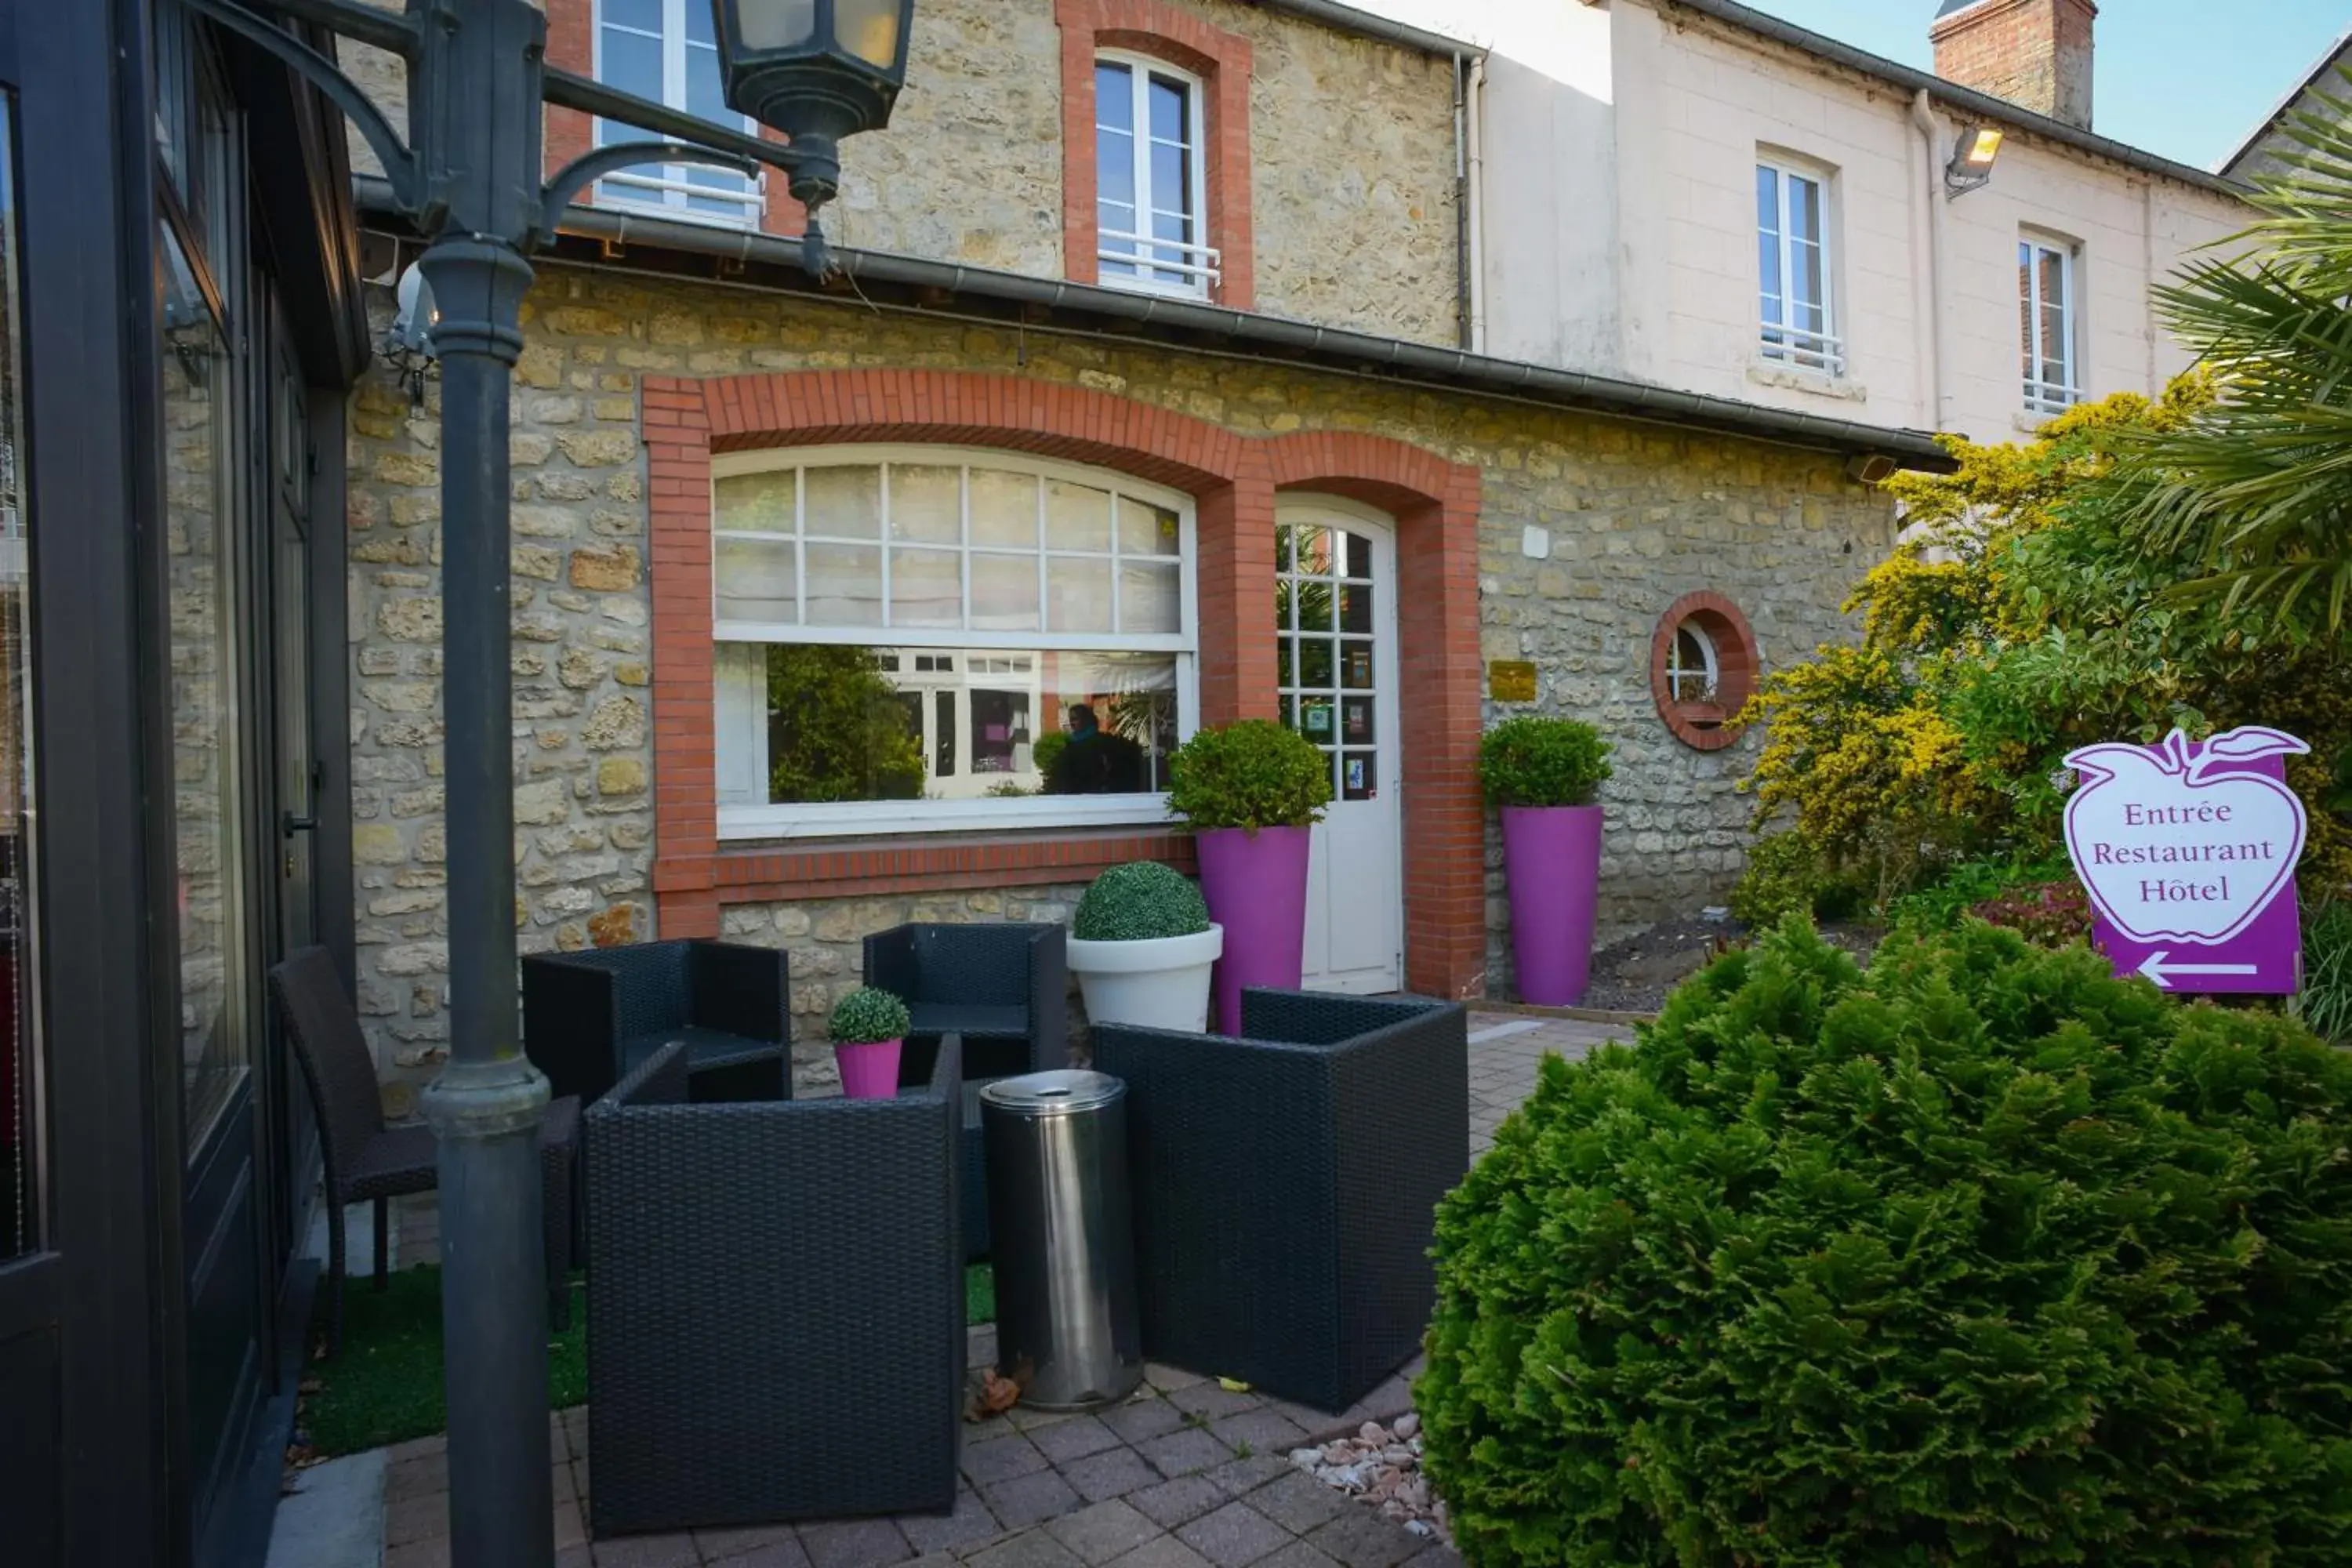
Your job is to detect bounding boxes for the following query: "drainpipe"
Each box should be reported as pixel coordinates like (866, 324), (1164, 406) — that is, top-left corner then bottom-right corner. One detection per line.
(1454, 53), (1469, 348)
(1910, 89), (1950, 431)
(1467, 53), (1488, 355)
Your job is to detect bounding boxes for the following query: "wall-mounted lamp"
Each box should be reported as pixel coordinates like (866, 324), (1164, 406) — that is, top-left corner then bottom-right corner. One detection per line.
(1945, 122), (2004, 197)
(383, 261), (439, 407)
(1845, 452), (1899, 485)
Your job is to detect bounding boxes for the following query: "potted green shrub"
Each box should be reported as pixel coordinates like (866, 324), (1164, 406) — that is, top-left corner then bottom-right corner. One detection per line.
(1066, 862), (1224, 1032)
(827, 985), (910, 1100)
(1479, 715), (1613, 1005)
(1166, 720), (1332, 1033)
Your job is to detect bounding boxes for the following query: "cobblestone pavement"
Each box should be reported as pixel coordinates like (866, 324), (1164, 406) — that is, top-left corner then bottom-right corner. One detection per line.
(338, 1009), (1636, 1568)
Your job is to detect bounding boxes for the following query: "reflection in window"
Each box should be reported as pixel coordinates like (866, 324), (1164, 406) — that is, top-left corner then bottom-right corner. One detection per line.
(164, 213), (249, 1149)
(593, 0), (761, 225)
(713, 453), (1195, 827)
(0, 103), (34, 1261)
(1667, 620), (1719, 703)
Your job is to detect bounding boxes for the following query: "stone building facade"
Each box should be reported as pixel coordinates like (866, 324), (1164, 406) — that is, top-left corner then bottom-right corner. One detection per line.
(339, 0), (1933, 1101)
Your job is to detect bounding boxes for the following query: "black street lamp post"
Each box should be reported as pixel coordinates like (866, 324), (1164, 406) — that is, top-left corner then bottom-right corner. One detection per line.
(178, 2), (910, 1563)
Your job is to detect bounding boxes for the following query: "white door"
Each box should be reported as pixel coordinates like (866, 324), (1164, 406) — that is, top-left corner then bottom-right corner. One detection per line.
(1276, 501), (1403, 994)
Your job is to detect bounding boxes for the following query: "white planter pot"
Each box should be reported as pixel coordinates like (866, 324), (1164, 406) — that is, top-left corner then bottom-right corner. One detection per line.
(1068, 924), (1225, 1033)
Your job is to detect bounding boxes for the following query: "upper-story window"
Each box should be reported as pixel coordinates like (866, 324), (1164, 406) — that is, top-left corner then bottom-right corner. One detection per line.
(593, 0), (760, 227)
(712, 448), (1199, 838)
(1756, 158), (1840, 376)
(2020, 236), (2080, 415)
(1094, 54), (1216, 298)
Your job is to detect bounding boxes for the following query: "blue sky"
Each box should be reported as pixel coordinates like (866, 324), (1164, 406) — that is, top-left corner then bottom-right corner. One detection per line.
(1741, 0), (2347, 170)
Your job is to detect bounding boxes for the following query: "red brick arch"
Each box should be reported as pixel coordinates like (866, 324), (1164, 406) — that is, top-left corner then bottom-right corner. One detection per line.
(641, 371), (1484, 1000)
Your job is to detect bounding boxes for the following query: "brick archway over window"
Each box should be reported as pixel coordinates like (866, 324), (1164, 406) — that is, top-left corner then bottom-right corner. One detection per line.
(641, 371), (1483, 1000)
(1055, 0), (1254, 307)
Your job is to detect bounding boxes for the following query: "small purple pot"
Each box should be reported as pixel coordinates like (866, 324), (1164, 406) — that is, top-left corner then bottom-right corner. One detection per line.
(1194, 826), (1312, 1035)
(1501, 804), (1604, 1006)
(834, 1037), (903, 1100)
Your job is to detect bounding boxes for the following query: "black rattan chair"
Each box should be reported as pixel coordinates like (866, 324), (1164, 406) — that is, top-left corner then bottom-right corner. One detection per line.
(268, 946), (579, 1354)
(584, 1036), (965, 1536)
(521, 940), (789, 1109)
(1092, 989), (1468, 1414)
(864, 923), (1066, 1258)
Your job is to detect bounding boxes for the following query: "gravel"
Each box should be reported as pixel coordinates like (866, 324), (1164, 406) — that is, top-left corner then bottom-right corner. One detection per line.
(1289, 1414), (1446, 1542)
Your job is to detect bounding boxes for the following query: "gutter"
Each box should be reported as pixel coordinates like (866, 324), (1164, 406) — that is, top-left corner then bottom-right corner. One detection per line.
(354, 176), (1953, 472)
(1244, 0), (1477, 58)
(1661, 0), (2250, 201)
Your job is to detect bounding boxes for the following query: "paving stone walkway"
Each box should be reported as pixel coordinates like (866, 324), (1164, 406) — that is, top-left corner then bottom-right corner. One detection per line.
(327, 1009), (1635, 1568)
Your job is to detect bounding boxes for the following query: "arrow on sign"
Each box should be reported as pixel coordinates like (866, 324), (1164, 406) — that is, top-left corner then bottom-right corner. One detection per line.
(2136, 950), (2262, 989)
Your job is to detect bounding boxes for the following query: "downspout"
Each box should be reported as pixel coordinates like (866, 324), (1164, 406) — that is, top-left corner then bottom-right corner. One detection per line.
(1910, 89), (1950, 431)
(1468, 52), (1487, 354)
(1454, 53), (1469, 349)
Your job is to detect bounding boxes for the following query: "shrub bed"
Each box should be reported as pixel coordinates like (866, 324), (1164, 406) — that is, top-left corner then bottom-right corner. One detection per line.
(1419, 919), (2352, 1566)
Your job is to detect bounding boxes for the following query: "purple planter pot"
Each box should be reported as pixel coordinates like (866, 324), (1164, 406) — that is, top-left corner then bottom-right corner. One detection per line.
(834, 1037), (903, 1100)
(1194, 826), (1312, 1035)
(1501, 804), (1604, 1006)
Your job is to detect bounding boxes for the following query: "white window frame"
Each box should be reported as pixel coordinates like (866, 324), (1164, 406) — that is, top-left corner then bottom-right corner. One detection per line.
(1093, 52), (1218, 299)
(712, 445), (1201, 840)
(591, 0), (763, 228)
(2021, 234), (2082, 415)
(1668, 619), (1719, 704)
(1756, 155), (1843, 377)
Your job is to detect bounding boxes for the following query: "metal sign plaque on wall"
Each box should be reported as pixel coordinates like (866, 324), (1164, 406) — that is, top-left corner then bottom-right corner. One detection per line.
(2060, 726), (2308, 994)
(1487, 661), (1537, 702)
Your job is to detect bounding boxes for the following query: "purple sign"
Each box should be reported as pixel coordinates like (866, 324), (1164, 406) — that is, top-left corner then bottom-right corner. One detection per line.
(2061, 727), (2307, 994)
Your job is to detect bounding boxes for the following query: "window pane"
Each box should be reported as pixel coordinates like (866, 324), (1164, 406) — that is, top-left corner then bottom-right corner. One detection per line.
(746, 643), (1177, 803)
(1097, 127), (1136, 211)
(1341, 696), (1374, 746)
(1789, 175), (1819, 246)
(1148, 75), (1189, 144)
(715, 537), (798, 622)
(969, 468), (1038, 548)
(1117, 497), (1180, 557)
(2020, 243), (2036, 374)
(597, 25), (662, 102)
(1118, 561), (1181, 634)
(1298, 638), (1334, 688)
(889, 546), (962, 628)
(1047, 555), (1113, 632)
(1096, 62), (1134, 132)
(604, 0), (662, 31)
(1756, 165), (1779, 237)
(889, 463), (961, 544)
(716, 470), (796, 533)
(1150, 141), (1188, 220)
(0, 104), (34, 1259)
(1338, 583), (1370, 634)
(683, 0), (716, 44)
(971, 553), (1041, 631)
(1294, 576), (1334, 633)
(805, 543), (883, 624)
(1047, 480), (1112, 552)
(1340, 639), (1374, 689)
(163, 218), (248, 1149)
(1344, 532), (1372, 580)
(805, 464), (881, 539)
(686, 43), (731, 125)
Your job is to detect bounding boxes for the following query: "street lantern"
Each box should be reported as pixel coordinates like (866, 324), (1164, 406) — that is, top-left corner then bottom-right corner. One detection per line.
(1945, 122), (2004, 197)
(711, 0), (914, 206)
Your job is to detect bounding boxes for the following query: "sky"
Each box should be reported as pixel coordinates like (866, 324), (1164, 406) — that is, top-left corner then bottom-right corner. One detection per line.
(1738, 0), (2346, 170)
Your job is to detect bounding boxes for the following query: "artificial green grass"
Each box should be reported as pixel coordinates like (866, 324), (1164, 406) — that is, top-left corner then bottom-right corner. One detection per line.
(299, 1261), (996, 1458)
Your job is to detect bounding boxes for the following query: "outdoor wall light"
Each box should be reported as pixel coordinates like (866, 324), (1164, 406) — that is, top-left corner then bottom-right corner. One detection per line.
(383, 260), (439, 406)
(1945, 122), (2004, 197)
(711, 0), (914, 210)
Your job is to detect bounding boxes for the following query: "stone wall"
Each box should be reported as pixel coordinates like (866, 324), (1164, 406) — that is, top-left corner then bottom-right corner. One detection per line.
(343, 261), (1893, 1098)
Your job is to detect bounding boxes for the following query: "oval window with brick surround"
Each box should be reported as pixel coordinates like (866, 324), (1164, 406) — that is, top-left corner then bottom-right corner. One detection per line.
(1650, 593), (1757, 751)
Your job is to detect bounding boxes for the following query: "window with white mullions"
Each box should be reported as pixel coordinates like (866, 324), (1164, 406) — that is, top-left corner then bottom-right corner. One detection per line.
(1757, 159), (1842, 376)
(2020, 237), (2080, 414)
(593, 0), (761, 227)
(1095, 54), (1215, 296)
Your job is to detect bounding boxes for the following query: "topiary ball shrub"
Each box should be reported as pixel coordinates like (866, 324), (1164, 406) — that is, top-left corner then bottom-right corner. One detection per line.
(1479, 716), (1613, 808)
(1074, 861), (1211, 942)
(827, 985), (910, 1045)
(1167, 719), (1332, 832)
(1419, 917), (2352, 1567)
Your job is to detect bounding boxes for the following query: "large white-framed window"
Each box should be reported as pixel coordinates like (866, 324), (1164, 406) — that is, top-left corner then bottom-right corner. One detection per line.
(713, 446), (1200, 839)
(1757, 157), (1842, 376)
(1094, 53), (1217, 297)
(592, 0), (761, 227)
(2020, 234), (2080, 415)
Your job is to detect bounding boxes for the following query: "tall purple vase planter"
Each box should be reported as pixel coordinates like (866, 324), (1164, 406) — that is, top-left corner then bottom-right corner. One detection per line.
(1194, 826), (1312, 1035)
(1501, 804), (1604, 1005)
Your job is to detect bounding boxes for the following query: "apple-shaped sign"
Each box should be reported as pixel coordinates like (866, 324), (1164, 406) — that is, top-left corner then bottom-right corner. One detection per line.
(2063, 726), (2307, 950)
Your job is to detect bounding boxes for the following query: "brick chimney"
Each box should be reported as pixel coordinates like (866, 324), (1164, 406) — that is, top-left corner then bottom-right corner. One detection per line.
(1931, 0), (2096, 129)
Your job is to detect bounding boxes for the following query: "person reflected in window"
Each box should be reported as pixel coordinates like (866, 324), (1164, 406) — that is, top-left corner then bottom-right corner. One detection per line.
(1047, 704), (1146, 795)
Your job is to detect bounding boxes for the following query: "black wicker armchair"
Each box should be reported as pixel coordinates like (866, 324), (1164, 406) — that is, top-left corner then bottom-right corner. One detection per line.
(864, 923), (1067, 1258)
(1092, 989), (1468, 1414)
(521, 939), (789, 1109)
(583, 1036), (965, 1536)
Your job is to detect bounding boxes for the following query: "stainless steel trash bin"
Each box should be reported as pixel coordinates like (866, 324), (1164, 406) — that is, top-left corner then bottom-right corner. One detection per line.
(980, 1070), (1143, 1411)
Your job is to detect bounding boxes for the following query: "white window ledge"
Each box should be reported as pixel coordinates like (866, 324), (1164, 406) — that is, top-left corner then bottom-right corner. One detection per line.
(719, 793), (1178, 841)
(1747, 360), (1868, 403)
